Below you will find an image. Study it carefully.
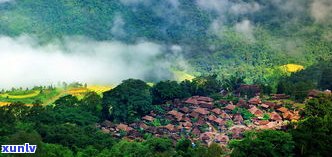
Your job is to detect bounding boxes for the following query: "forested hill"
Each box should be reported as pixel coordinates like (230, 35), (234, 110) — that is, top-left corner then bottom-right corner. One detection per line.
(0, 0), (331, 91)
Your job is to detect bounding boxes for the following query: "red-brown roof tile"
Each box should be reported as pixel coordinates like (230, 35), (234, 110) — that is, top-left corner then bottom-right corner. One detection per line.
(249, 96), (262, 104)
(194, 107), (209, 115)
(142, 115), (154, 122)
(277, 107), (288, 113)
(208, 115), (217, 121)
(269, 112), (282, 121)
(180, 107), (190, 113)
(225, 104), (236, 110)
(116, 123), (133, 132)
(211, 108), (222, 114)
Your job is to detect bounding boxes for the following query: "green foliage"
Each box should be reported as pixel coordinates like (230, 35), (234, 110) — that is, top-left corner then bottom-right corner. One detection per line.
(110, 140), (152, 157)
(41, 143), (74, 157)
(225, 120), (234, 128)
(277, 60), (332, 101)
(229, 130), (295, 157)
(54, 95), (79, 107)
(152, 105), (166, 115)
(176, 138), (192, 156)
(80, 92), (103, 118)
(144, 138), (174, 153)
(102, 79), (153, 123)
(39, 124), (115, 151)
(262, 113), (270, 120)
(206, 143), (225, 157)
(304, 94), (332, 117)
(152, 80), (190, 104)
(3, 131), (43, 157)
(291, 94), (332, 156)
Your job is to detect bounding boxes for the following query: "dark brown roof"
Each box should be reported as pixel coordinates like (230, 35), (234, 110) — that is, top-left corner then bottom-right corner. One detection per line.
(101, 120), (113, 128)
(263, 102), (276, 108)
(139, 123), (149, 130)
(215, 134), (229, 143)
(191, 127), (201, 136)
(271, 94), (290, 100)
(213, 118), (225, 125)
(181, 121), (193, 128)
(236, 99), (247, 107)
(201, 133), (211, 141)
(180, 107), (190, 113)
(233, 114), (244, 122)
(190, 111), (199, 118)
(198, 101), (214, 108)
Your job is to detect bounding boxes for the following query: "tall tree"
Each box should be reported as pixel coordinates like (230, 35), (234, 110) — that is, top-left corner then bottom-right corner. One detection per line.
(102, 79), (152, 123)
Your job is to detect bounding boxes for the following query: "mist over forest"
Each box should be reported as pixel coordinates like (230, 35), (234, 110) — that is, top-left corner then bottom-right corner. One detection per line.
(0, 0), (331, 90)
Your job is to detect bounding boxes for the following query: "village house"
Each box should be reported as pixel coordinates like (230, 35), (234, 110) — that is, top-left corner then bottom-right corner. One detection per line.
(269, 112), (282, 121)
(233, 114), (244, 124)
(116, 123), (133, 132)
(225, 104), (236, 111)
(248, 106), (264, 117)
(249, 96), (262, 105)
(142, 115), (155, 122)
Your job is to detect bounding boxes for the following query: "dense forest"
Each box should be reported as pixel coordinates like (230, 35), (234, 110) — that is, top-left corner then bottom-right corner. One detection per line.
(0, 0), (332, 156)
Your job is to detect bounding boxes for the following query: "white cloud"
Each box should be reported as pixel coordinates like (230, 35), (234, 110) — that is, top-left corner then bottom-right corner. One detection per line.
(235, 20), (255, 41)
(0, 36), (172, 89)
(230, 2), (260, 15)
(0, 0), (13, 4)
(196, 0), (228, 13)
(111, 15), (127, 38)
(311, 0), (332, 23)
(196, 0), (260, 36)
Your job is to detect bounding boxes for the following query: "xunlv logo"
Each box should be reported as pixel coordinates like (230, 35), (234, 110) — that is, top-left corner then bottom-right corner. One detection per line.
(1, 143), (37, 153)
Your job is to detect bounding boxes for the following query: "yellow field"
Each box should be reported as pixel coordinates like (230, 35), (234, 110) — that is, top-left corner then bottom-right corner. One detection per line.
(146, 82), (154, 87)
(0, 90), (40, 99)
(87, 85), (113, 94)
(65, 85), (113, 99)
(281, 64), (304, 73)
(0, 102), (34, 107)
(0, 102), (11, 106)
(173, 70), (195, 82)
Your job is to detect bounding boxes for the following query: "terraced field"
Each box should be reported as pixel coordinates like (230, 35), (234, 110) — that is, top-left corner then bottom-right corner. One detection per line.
(0, 90), (40, 99)
(281, 64), (304, 73)
(173, 70), (195, 82)
(87, 85), (113, 94)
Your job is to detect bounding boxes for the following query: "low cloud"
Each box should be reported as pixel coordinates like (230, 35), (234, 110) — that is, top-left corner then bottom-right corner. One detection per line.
(0, 0), (13, 4)
(196, 0), (260, 37)
(111, 14), (127, 39)
(235, 20), (255, 41)
(0, 36), (173, 89)
(311, 0), (332, 23)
